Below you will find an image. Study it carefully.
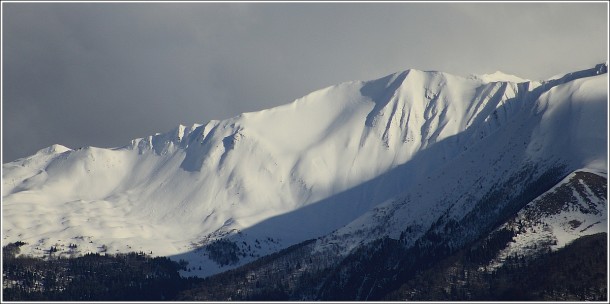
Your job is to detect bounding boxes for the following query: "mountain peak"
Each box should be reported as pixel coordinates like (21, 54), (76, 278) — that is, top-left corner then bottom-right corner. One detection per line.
(36, 144), (72, 155)
(470, 70), (529, 83)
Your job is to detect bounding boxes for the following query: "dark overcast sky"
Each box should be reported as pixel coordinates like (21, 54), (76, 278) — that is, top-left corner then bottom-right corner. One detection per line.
(2, 2), (608, 162)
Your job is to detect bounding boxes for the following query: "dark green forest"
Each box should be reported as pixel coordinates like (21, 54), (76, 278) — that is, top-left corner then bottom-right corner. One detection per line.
(176, 233), (607, 301)
(2, 242), (202, 301)
(3, 233), (607, 301)
(386, 232), (607, 301)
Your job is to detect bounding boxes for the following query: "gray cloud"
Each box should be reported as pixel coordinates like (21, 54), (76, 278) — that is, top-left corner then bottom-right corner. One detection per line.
(2, 2), (607, 162)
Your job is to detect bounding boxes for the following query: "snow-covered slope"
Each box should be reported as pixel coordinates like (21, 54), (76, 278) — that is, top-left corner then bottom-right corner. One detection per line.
(2, 64), (607, 277)
(485, 170), (607, 271)
(316, 68), (607, 258)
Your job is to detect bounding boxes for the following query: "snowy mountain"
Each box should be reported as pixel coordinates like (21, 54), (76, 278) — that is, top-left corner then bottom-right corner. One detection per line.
(2, 63), (607, 281)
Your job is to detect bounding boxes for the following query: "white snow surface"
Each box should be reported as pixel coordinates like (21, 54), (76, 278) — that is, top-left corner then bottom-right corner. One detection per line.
(315, 67), (607, 256)
(2, 65), (607, 277)
(484, 170), (607, 271)
(471, 70), (529, 83)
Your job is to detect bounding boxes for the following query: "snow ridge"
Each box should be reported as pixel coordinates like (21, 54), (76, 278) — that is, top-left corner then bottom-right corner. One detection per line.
(2, 64), (607, 277)
(471, 70), (529, 83)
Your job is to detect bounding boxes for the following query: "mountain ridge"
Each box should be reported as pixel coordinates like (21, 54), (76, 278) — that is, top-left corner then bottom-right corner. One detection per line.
(2, 63), (607, 279)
